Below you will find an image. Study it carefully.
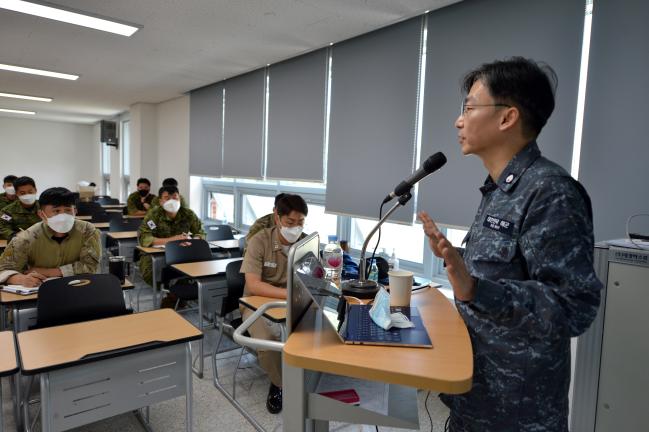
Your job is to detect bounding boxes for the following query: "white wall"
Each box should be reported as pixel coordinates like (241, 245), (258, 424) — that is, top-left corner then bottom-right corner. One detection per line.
(0, 116), (100, 192)
(129, 103), (158, 187)
(156, 96), (190, 198)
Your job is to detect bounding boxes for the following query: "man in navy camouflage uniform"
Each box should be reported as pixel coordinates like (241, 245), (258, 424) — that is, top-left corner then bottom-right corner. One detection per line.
(418, 57), (602, 431)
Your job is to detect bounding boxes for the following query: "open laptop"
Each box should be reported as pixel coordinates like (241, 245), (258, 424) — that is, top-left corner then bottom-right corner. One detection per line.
(293, 252), (432, 348)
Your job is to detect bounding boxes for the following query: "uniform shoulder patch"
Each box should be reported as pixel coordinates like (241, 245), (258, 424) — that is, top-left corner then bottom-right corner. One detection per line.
(147, 220), (157, 229)
(1, 213), (12, 221)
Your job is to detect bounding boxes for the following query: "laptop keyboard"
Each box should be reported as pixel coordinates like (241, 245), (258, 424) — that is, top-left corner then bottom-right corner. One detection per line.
(354, 305), (402, 342)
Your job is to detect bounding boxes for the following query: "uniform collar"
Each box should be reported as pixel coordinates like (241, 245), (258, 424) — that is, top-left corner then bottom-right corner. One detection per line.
(17, 201), (40, 213)
(483, 141), (541, 194)
(270, 226), (283, 252)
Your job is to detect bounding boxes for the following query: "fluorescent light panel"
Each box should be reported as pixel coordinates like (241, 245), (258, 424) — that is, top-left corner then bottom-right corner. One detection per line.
(0, 63), (78, 80)
(0, 0), (139, 36)
(0, 91), (51, 102)
(0, 107), (36, 115)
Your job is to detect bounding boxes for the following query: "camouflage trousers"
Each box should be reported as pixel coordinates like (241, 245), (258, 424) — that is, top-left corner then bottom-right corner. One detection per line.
(139, 255), (153, 286)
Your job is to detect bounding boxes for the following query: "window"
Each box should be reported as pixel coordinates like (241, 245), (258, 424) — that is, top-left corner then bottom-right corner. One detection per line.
(241, 194), (275, 227)
(101, 143), (111, 195)
(303, 203), (337, 239)
(350, 217), (424, 264)
(121, 120), (131, 200)
(446, 227), (468, 247)
(206, 191), (234, 223)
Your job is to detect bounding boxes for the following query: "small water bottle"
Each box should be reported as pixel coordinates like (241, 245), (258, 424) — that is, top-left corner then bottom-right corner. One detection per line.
(322, 235), (343, 282)
(368, 260), (379, 282)
(388, 248), (399, 271)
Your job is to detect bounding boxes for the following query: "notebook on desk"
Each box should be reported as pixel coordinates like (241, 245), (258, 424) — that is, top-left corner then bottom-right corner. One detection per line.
(293, 252), (433, 348)
(2, 285), (39, 295)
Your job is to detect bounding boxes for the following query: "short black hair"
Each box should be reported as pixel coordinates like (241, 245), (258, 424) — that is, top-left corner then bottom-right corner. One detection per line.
(13, 176), (36, 190)
(158, 185), (179, 197)
(88, 182), (96, 187)
(162, 177), (178, 187)
(137, 178), (151, 186)
(462, 57), (557, 138)
(273, 193), (287, 207)
(276, 194), (308, 217)
(3, 175), (17, 184)
(39, 187), (75, 207)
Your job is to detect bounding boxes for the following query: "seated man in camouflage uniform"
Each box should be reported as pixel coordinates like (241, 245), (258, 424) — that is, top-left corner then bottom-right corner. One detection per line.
(0, 176), (41, 240)
(244, 193), (286, 246)
(150, 178), (188, 209)
(0, 187), (101, 287)
(138, 185), (205, 306)
(126, 177), (156, 216)
(418, 57), (602, 431)
(0, 175), (18, 209)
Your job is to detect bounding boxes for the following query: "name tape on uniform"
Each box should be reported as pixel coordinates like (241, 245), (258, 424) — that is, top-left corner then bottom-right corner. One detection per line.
(263, 261), (277, 268)
(483, 214), (514, 236)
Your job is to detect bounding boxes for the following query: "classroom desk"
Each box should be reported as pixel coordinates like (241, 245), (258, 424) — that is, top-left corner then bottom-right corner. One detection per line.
(75, 215), (92, 221)
(17, 309), (202, 432)
(106, 231), (138, 260)
(92, 222), (110, 229)
(101, 204), (126, 209)
(282, 287), (473, 431)
(239, 295), (286, 323)
(171, 258), (242, 378)
(0, 331), (19, 432)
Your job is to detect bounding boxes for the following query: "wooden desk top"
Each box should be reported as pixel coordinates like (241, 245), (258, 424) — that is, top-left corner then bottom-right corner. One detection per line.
(0, 331), (18, 376)
(76, 215), (92, 221)
(18, 309), (202, 375)
(93, 222), (110, 229)
(124, 215), (144, 219)
(1, 278), (135, 304)
(107, 231), (138, 240)
(101, 204), (126, 209)
(172, 258), (242, 278)
(283, 287), (473, 394)
(0, 239), (7, 249)
(136, 245), (165, 255)
(209, 239), (240, 249)
(239, 296), (286, 322)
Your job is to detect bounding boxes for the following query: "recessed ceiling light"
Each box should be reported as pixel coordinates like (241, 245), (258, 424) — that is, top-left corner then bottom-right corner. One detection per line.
(0, 63), (79, 80)
(0, 107), (36, 115)
(0, 92), (52, 102)
(0, 0), (140, 37)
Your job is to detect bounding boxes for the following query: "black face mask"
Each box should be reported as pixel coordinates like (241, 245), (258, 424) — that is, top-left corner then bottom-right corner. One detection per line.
(138, 189), (149, 197)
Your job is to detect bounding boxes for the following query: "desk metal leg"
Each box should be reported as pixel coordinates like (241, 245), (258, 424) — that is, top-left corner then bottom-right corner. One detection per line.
(1, 376), (3, 432)
(151, 254), (164, 309)
(0, 304), (6, 331)
(192, 280), (205, 378)
(186, 343), (193, 432)
(40, 374), (51, 432)
(283, 363), (307, 432)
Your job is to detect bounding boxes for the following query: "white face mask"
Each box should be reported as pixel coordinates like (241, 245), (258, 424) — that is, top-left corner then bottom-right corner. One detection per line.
(280, 224), (303, 243)
(4, 186), (15, 195)
(162, 199), (181, 213)
(19, 194), (37, 205)
(46, 213), (75, 234)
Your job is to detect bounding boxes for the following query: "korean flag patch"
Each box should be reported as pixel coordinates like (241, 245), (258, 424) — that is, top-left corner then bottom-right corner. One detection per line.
(147, 220), (157, 230)
(1, 213), (11, 222)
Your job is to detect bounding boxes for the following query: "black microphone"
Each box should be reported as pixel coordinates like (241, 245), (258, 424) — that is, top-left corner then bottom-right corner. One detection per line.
(382, 152), (447, 203)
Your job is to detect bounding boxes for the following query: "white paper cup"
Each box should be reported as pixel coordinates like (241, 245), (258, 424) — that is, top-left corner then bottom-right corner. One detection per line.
(388, 270), (413, 306)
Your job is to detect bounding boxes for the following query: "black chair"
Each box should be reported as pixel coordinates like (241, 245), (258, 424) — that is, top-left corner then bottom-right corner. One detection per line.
(365, 256), (390, 281)
(96, 196), (119, 205)
(205, 224), (235, 241)
(35, 274), (130, 329)
(91, 211), (121, 223)
(76, 201), (103, 216)
(164, 239), (214, 309)
(109, 217), (143, 232)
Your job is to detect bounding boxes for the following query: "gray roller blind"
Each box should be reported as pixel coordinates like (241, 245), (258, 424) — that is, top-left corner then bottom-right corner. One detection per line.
(189, 84), (223, 177)
(417, 0), (585, 228)
(325, 17), (422, 223)
(222, 69), (265, 179)
(579, 0), (649, 242)
(267, 50), (327, 181)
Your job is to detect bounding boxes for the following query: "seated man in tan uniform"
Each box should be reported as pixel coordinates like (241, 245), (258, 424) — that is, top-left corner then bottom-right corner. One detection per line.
(240, 193), (308, 414)
(0, 187), (101, 287)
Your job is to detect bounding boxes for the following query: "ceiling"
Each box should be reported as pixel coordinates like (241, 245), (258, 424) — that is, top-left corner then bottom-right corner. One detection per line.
(0, 0), (459, 124)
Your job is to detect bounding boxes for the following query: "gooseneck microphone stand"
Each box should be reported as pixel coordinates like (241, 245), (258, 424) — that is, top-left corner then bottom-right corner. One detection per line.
(341, 192), (413, 299)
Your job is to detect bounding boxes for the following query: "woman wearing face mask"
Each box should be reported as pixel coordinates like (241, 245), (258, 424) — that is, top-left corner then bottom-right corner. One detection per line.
(240, 194), (309, 414)
(0, 187), (101, 288)
(0, 176), (42, 240)
(0, 174), (18, 209)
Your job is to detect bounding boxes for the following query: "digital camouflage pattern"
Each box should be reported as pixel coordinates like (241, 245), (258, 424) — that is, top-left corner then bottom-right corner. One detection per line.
(126, 190), (156, 215)
(442, 141), (602, 432)
(0, 193), (17, 210)
(138, 205), (205, 285)
(0, 200), (41, 240)
(0, 220), (101, 283)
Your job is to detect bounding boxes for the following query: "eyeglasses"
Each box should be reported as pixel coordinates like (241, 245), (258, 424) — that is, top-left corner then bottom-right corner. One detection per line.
(460, 101), (511, 116)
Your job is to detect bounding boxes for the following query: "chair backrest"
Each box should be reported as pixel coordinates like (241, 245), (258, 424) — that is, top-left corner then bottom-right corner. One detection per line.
(164, 239), (214, 265)
(35, 274), (128, 329)
(91, 211), (121, 223)
(221, 259), (245, 316)
(76, 201), (102, 216)
(109, 217), (143, 232)
(205, 224), (235, 241)
(96, 196), (119, 205)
